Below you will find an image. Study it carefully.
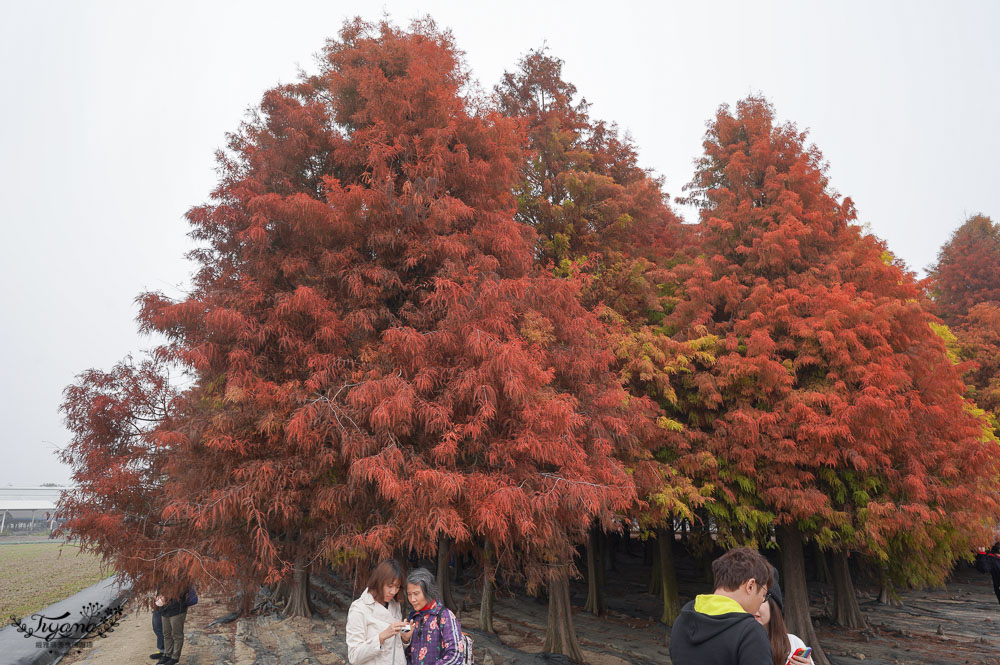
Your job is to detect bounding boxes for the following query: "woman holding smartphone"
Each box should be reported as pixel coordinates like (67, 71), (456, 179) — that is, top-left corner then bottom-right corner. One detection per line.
(753, 569), (814, 665)
(400, 568), (464, 665)
(346, 560), (410, 665)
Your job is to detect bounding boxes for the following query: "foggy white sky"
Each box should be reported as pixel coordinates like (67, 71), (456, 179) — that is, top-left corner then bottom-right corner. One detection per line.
(1, 1), (997, 486)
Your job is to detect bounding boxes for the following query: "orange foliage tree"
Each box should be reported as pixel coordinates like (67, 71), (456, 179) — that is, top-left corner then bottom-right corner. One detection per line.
(496, 48), (706, 627)
(668, 97), (1000, 663)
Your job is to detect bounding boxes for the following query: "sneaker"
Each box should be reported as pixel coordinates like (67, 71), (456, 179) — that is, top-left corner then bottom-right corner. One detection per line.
(156, 658), (170, 665)
(149, 653), (164, 660)
(164, 659), (178, 665)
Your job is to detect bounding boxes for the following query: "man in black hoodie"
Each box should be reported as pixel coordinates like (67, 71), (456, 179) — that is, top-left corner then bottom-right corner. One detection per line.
(670, 547), (773, 665)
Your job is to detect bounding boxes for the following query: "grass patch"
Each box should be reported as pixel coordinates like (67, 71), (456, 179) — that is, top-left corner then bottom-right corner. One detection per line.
(0, 542), (111, 620)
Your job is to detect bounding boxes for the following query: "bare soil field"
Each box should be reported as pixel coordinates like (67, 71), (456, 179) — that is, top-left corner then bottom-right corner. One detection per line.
(56, 554), (1000, 665)
(0, 541), (108, 620)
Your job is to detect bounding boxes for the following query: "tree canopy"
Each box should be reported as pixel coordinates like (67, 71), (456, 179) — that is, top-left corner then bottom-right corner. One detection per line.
(56, 21), (1000, 664)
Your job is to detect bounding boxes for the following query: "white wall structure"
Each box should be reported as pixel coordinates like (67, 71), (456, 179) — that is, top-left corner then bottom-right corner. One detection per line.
(0, 486), (70, 533)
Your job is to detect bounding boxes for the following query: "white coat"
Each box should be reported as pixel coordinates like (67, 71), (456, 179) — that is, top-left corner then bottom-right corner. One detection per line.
(346, 589), (404, 665)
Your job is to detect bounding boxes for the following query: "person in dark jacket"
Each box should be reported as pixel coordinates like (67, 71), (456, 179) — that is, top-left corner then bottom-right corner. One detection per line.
(155, 589), (190, 665)
(975, 542), (1000, 606)
(670, 547), (773, 665)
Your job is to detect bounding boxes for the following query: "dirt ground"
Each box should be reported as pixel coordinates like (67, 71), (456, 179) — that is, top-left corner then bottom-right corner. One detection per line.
(58, 549), (1000, 665)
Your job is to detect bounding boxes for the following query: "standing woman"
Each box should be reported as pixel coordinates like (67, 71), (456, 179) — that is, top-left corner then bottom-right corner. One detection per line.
(401, 568), (463, 665)
(753, 570), (813, 665)
(155, 587), (190, 665)
(347, 560), (409, 665)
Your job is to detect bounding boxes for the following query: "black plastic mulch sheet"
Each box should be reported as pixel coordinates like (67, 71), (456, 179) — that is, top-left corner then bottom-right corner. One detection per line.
(0, 574), (132, 665)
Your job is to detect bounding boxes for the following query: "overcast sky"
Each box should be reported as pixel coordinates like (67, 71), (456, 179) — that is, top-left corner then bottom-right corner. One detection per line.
(1, 1), (997, 486)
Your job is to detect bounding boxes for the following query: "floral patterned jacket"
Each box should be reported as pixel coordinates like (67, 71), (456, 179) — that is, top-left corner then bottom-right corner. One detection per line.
(404, 600), (462, 665)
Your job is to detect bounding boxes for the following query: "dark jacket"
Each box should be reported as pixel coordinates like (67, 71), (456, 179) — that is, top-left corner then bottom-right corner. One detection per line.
(404, 600), (462, 665)
(159, 594), (189, 618)
(669, 594), (772, 665)
(976, 551), (1000, 576)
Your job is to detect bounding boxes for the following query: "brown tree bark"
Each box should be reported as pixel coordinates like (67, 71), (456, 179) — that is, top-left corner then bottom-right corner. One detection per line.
(583, 522), (607, 616)
(877, 566), (902, 606)
(605, 526), (616, 572)
(649, 537), (662, 595)
(778, 525), (830, 665)
(813, 541), (830, 584)
(480, 541), (496, 633)
(831, 549), (866, 627)
(437, 536), (457, 611)
(543, 566), (585, 663)
(282, 556), (316, 618)
(657, 525), (681, 626)
(271, 580), (289, 608)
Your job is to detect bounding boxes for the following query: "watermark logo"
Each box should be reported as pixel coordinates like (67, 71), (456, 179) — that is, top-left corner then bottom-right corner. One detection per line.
(8, 600), (124, 654)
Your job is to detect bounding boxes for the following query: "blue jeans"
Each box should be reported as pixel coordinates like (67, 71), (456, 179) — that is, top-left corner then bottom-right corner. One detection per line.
(152, 610), (164, 650)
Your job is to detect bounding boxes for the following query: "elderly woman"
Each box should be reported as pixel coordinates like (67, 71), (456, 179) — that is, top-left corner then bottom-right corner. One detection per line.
(347, 560), (409, 665)
(400, 568), (464, 665)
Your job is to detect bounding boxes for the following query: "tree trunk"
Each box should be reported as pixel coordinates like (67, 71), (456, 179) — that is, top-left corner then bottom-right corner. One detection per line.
(437, 536), (457, 611)
(271, 580), (289, 608)
(877, 566), (903, 607)
(282, 556), (315, 618)
(543, 566), (585, 663)
(455, 550), (466, 584)
(657, 525), (681, 626)
(813, 541), (830, 584)
(831, 549), (866, 628)
(778, 525), (830, 665)
(605, 527), (616, 572)
(480, 542), (496, 633)
(583, 522), (607, 616)
(649, 537), (662, 595)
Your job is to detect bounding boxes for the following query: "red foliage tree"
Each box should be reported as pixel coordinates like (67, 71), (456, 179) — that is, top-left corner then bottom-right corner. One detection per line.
(927, 214), (1000, 326)
(60, 22), (652, 648)
(58, 358), (189, 601)
(928, 214), (1000, 426)
(957, 303), (1000, 420)
(669, 97), (1000, 663)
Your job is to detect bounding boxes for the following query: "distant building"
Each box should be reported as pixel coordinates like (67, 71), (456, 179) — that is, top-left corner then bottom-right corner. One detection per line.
(0, 486), (71, 533)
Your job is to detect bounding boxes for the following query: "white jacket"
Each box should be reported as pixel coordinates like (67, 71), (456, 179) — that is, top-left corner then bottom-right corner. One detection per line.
(346, 589), (403, 665)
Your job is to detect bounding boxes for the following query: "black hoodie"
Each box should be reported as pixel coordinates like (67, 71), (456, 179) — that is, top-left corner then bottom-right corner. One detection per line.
(669, 594), (772, 665)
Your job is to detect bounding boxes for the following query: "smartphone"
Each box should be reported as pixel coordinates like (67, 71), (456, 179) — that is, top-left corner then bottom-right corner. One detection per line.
(792, 647), (812, 660)
(401, 625), (412, 633)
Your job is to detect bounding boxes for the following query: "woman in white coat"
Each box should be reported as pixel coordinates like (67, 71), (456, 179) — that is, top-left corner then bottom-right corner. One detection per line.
(347, 560), (410, 665)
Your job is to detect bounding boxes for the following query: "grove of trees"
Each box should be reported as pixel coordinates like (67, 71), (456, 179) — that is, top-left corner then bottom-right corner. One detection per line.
(57, 18), (1000, 665)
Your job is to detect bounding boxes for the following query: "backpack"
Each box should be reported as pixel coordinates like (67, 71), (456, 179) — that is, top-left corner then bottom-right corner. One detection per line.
(187, 586), (199, 607)
(456, 631), (474, 665)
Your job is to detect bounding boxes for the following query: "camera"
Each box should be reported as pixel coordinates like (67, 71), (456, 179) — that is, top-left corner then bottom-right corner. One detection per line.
(401, 625), (412, 633)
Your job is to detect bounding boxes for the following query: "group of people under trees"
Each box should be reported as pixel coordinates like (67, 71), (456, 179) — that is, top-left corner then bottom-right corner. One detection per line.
(671, 548), (813, 665)
(346, 562), (469, 665)
(345, 548), (814, 665)
(148, 585), (198, 665)
(142, 540), (1000, 665)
